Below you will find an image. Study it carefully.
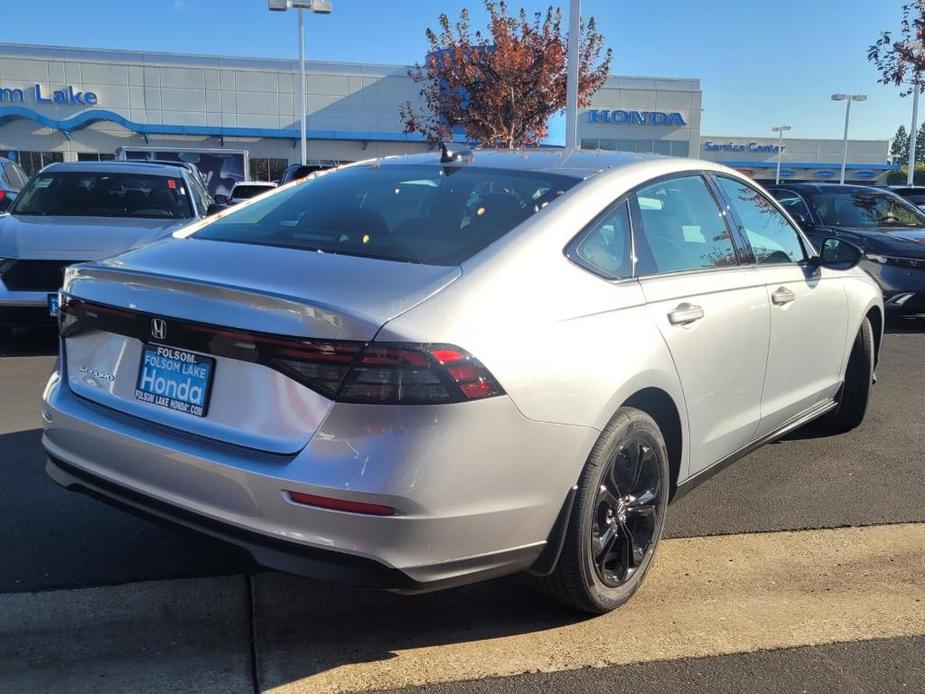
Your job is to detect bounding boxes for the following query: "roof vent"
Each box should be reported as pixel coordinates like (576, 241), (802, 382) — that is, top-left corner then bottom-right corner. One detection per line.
(440, 142), (474, 164)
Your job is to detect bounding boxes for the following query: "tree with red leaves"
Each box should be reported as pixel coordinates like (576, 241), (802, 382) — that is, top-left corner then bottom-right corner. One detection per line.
(869, 0), (925, 95)
(400, 1), (612, 148)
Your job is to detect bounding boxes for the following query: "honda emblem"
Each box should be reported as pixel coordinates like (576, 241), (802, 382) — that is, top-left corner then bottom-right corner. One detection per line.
(151, 318), (167, 341)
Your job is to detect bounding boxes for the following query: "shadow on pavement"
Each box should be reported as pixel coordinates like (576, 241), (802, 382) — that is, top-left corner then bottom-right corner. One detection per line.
(252, 570), (590, 689)
(0, 328), (58, 357)
(1, 428), (252, 593)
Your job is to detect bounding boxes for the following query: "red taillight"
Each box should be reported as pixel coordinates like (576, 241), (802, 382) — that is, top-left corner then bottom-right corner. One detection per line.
(58, 294), (503, 405)
(286, 490), (396, 516)
(0, 189), (6, 202)
(335, 343), (504, 405)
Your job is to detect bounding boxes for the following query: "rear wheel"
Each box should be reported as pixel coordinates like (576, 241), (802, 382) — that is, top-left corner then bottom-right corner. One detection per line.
(825, 316), (874, 433)
(537, 407), (669, 613)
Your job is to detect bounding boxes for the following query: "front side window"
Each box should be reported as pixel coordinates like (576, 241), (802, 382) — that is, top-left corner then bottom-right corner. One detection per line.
(717, 177), (806, 264)
(572, 201), (633, 278)
(12, 171), (194, 219)
(633, 175), (738, 275)
(810, 190), (925, 229)
(194, 164), (578, 266)
(2, 161), (28, 190)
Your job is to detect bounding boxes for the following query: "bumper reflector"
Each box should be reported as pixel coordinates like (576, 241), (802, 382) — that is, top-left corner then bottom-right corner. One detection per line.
(285, 490), (396, 516)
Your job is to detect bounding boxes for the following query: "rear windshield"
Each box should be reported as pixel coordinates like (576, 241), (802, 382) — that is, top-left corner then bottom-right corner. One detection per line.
(232, 184), (275, 199)
(12, 171), (194, 219)
(194, 164), (578, 265)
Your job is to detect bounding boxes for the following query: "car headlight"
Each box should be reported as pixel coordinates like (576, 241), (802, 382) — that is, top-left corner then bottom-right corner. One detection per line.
(864, 252), (925, 268)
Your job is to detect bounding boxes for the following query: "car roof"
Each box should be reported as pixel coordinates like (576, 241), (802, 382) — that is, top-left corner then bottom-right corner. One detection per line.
(766, 182), (888, 194)
(369, 148), (684, 179)
(40, 161), (190, 175)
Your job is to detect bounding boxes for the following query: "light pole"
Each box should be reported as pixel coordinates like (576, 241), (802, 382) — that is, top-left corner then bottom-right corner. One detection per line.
(269, 0), (333, 166)
(564, 0), (580, 149)
(831, 93), (866, 185)
(771, 125), (791, 184)
(908, 83), (921, 186)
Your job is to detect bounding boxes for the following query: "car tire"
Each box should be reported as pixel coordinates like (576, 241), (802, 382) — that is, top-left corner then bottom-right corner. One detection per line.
(536, 407), (670, 614)
(826, 316), (874, 433)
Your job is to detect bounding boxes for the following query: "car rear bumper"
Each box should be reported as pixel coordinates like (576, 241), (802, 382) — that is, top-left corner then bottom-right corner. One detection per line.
(41, 363), (596, 590)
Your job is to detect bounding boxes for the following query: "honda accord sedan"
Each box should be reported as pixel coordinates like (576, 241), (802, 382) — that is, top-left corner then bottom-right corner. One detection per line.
(767, 183), (925, 316)
(42, 149), (882, 613)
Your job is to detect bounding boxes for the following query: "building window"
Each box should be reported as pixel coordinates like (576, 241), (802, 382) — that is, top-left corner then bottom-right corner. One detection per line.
(250, 157), (289, 182)
(579, 139), (690, 158)
(0, 150), (63, 176)
(653, 140), (672, 156)
(77, 152), (116, 162)
(670, 141), (690, 157)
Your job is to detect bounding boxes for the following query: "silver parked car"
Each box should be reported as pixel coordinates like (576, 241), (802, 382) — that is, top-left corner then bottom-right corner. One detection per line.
(0, 160), (216, 336)
(41, 149), (883, 613)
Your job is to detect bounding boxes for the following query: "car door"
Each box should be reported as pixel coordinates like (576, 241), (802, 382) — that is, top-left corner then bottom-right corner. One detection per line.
(714, 175), (848, 437)
(632, 174), (771, 475)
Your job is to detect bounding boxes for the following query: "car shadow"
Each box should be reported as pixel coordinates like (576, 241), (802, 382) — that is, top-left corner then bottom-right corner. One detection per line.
(0, 328), (58, 357)
(1, 428), (252, 592)
(251, 569), (593, 689)
(884, 316), (925, 334)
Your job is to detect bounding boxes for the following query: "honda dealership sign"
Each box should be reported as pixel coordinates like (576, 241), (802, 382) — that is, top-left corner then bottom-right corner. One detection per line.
(587, 109), (687, 127)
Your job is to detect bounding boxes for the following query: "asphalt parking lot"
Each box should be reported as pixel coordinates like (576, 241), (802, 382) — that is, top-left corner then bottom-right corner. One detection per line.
(2, 322), (924, 693)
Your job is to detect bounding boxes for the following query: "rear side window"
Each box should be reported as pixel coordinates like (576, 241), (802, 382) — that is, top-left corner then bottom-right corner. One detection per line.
(632, 175), (738, 275)
(571, 201), (633, 278)
(194, 164), (578, 265)
(770, 189), (812, 220)
(717, 177), (806, 264)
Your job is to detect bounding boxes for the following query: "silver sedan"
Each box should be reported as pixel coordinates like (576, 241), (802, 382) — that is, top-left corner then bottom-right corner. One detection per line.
(41, 149), (882, 613)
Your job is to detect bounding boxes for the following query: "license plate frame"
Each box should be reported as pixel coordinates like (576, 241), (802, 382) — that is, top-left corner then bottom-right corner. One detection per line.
(134, 343), (215, 418)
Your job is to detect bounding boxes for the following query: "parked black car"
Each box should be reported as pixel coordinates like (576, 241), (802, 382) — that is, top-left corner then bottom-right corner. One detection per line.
(0, 156), (28, 212)
(767, 183), (925, 315)
(278, 162), (320, 185)
(888, 185), (925, 209)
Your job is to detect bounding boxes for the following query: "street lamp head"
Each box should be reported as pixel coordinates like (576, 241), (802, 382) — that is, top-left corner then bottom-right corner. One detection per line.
(851, 94), (868, 102)
(771, 125), (792, 133)
(268, 0), (333, 12)
(831, 93), (847, 101)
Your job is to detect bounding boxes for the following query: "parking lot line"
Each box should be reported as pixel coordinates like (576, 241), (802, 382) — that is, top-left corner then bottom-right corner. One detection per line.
(252, 523), (925, 693)
(0, 575), (253, 694)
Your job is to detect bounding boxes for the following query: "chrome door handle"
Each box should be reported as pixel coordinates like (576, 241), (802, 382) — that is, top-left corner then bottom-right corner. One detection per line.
(771, 287), (796, 306)
(667, 303), (704, 325)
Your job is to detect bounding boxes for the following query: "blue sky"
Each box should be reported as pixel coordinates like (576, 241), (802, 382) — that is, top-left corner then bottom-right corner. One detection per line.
(2, 0), (916, 141)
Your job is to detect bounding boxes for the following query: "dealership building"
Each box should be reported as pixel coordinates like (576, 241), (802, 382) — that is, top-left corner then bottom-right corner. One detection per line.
(0, 42), (895, 184)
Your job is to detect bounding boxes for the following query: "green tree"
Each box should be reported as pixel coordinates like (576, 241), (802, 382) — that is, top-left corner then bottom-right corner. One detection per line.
(891, 124), (910, 162)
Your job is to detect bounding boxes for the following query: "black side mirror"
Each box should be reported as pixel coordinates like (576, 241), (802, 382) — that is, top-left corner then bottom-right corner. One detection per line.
(815, 237), (863, 270)
(206, 202), (226, 216)
(213, 194), (229, 205)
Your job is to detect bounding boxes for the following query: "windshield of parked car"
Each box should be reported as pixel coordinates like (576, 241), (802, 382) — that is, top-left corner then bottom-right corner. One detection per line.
(193, 164), (579, 265)
(810, 190), (925, 229)
(12, 171), (194, 219)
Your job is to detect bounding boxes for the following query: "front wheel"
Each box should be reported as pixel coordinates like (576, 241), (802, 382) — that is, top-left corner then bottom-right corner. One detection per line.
(536, 407), (670, 614)
(825, 316), (874, 433)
